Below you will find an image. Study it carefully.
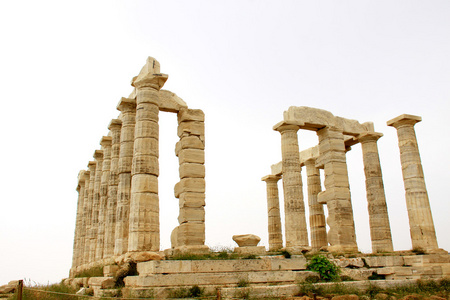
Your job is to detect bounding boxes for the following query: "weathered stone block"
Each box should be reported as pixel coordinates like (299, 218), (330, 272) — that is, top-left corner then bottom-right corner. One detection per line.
(178, 108), (205, 123)
(233, 234), (261, 247)
(132, 155), (159, 176)
(133, 138), (158, 156)
(364, 256), (404, 268)
(178, 207), (205, 223)
(174, 178), (205, 198)
(179, 192), (205, 208)
(131, 174), (158, 194)
(178, 148), (205, 164)
(333, 257), (365, 268)
(177, 121), (204, 137)
(234, 246), (266, 255)
(175, 136), (205, 155)
(179, 163), (205, 178)
(103, 265), (119, 277)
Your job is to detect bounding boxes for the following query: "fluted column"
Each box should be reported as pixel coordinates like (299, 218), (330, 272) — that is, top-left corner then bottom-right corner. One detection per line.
(83, 162), (95, 264)
(317, 126), (357, 252)
(274, 121), (309, 250)
(387, 114), (439, 251)
(96, 136), (112, 260)
(114, 98), (136, 256)
(104, 119), (122, 258)
(89, 150), (103, 262)
(128, 59), (167, 253)
(358, 132), (393, 253)
(78, 171), (90, 266)
(72, 170), (86, 268)
(261, 175), (283, 251)
(304, 159), (327, 251)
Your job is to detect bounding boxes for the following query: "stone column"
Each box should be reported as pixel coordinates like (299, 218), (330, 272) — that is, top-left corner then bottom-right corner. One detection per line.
(89, 150), (103, 263)
(104, 119), (121, 258)
(387, 114), (439, 251)
(78, 171), (90, 267)
(358, 132), (393, 253)
(261, 175), (283, 251)
(274, 121), (309, 251)
(96, 136), (112, 260)
(115, 98), (136, 256)
(72, 170), (86, 268)
(84, 162), (95, 264)
(173, 108), (208, 253)
(317, 126), (357, 252)
(127, 61), (167, 253)
(304, 159), (327, 251)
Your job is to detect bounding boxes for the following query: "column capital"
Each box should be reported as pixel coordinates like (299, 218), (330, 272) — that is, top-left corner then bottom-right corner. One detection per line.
(116, 97), (136, 112)
(261, 174), (281, 183)
(273, 121), (304, 132)
(132, 73), (168, 90)
(108, 119), (122, 130)
(387, 114), (422, 128)
(77, 170), (87, 183)
(87, 161), (96, 170)
(93, 150), (103, 160)
(357, 132), (383, 143)
(100, 136), (112, 147)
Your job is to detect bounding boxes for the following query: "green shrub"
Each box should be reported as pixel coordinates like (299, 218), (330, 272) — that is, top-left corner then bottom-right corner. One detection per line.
(306, 255), (341, 282)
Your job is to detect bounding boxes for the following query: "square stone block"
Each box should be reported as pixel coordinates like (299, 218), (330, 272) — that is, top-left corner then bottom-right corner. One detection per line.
(178, 149), (204, 164)
(177, 121), (204, 138)
(178, 108), (205, 123)
(179, 163), (205, 178)
(179, 192), (205, 208)
(177, 222), (205, 246)
(174, 178), (205, 198)
(234, 246), (266, 255)
(178, 207), (205, 223)
(175, 136), (205, 155)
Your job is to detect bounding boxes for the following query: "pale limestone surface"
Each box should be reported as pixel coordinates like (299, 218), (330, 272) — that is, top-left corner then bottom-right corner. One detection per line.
(387, 114), (439, 251)
(358, 132), (393, 253)
(274, 121), (309, 251)
(232, 234), (261, 247)
(261, 175), (283, 251)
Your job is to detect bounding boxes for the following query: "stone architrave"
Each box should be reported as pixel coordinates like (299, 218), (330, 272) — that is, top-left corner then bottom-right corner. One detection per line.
(84, 162), (95, 264)
(387, 114), (439, 251)
(358, 132), (393, 253)
(317, 126), (357, 252)
(104, 119), (122, 258)
(89, 150), (103, 263)
(96, 136), (112, 260)
(273, 121), (309, 250)
(128, 58), (167, 252)
(304, 159), (327, 251)
(72, 170), (86, 268)
(114, 98), (136, 256)
(173, 108), (208, 253)
(261, 175), (283, 251)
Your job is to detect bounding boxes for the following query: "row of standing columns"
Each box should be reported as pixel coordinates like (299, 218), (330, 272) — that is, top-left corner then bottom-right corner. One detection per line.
(71, 58), (207, 272)
(263, 113), (439, 254)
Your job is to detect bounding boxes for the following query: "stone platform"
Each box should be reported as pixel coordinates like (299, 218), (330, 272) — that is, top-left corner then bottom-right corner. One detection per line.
(64, 252), (450, 299)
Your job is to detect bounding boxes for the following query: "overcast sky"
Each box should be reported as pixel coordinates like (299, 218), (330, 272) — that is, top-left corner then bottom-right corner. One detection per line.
(1, 0), (449, 286)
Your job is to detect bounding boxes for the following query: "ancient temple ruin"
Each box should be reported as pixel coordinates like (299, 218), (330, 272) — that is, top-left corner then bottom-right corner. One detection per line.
(68, 57), (449, 298)
(71, 57), (208, 274)
(262, 107), (440, 254)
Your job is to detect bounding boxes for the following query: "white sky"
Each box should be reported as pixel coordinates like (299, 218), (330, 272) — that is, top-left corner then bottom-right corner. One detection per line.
(0, 0), (449, 286)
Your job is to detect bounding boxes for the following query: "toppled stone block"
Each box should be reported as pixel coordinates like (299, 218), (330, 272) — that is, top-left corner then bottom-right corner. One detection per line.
(333, 257), (365, 268)
(233, 234), (261, 247)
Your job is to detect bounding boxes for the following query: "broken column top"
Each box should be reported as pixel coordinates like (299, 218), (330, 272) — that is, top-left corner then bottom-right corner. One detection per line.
(387, 114), (422, 127)
(131, 56), (168, 90)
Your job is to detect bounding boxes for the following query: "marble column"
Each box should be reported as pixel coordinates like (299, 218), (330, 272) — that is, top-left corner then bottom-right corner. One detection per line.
(387, 114), (439, 251)
(114, 98), (136, 256)
(274, 121), (309, 250)
(104, 119), (121, 258)
(96, 136), (112, 260)
(358, 132), (393, 253)
(173, 108), (208, 253)
(72, 170), (86, 268)
(84, 162), (95, 264)
(78, 171), (90, 266)
(89, 150), (103, 262)
(128, 61), (167, 253)
(317, 126), (357, 252)
(261, 175), (283, 251)
(304, 159), (327, 251)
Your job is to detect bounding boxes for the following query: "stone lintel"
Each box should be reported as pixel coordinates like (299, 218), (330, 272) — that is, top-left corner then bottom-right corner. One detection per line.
(100, 136), (113, 146)
(159, 90), (188, 113)
(116, 97), (136, 112)
(261, 174), (281, 182)
(357, 131), (383, 143)
(344, 135), (359, 147)
(108, 119), (122, 130)
(387, 114), (422, 127)
(93, 150), (104, 159)
(273, 120), (304, 132)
